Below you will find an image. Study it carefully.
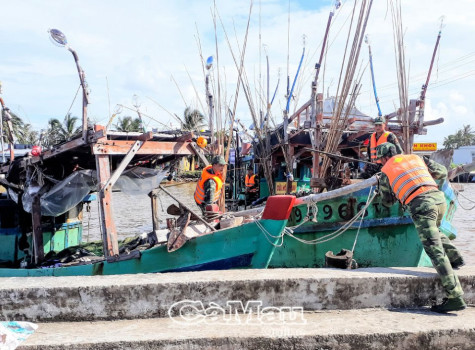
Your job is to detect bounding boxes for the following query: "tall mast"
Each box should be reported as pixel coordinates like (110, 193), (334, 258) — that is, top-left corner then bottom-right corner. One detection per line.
(365, 34), (382, 116)
(205, 56), (215, 146)
(309, 1), (341, 190)
(420, 19), (444, 108)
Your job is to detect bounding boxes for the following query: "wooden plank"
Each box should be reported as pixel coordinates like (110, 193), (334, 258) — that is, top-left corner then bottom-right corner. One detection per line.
(92, 141), (195, 156)
(31, 195), (44, 265)
(288, 99), (312, 123)
(102, 140), (144, 191)
(175, 132), (194, 142)
(14, 138), (87, 169)
(188, 142), (210, 166)
(149, 189), (160, 234)
(88, 129), (106, 143)
(138, 132), (154, 141)
(95, 154), (119, 257)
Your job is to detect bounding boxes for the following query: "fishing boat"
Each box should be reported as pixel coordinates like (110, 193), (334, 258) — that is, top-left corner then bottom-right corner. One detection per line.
(0, 194), (294, 277)
(229, 1), (464, 269)
(0, 29), (295, 277)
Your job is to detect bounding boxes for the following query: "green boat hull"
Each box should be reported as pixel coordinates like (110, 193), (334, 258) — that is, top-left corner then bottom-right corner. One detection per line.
(269, 181), (457, 268)
(0, 219), (286, 277)
(0, 197), (83, 266)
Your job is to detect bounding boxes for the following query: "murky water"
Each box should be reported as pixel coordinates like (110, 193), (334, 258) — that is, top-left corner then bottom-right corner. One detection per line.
(82, 182), (200, 242)
(83, 181), (475, 266)
(451, 183), (475, 265)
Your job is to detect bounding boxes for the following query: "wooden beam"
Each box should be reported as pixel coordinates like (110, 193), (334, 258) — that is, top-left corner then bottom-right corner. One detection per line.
(149, 189), (160, 234)
(288, 99), (312, 123)
(31, 194), (44, 265)
(102, 140), (144, 191)
(138, 132), (154, 141)
(188, 142), (210, 166)
(93, 141), (195, 156)
(0, 137), (88, 172)
(175, 132), (194, 142)
(95, 154), (119, 257)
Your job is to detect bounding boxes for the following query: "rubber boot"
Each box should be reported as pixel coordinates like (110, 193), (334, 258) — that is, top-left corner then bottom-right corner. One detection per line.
(451, 257), (465, 270)
(431, 296), (467, 313)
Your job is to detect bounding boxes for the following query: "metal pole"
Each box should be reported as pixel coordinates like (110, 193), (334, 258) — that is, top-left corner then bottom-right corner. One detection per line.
(68, 48), (89, 142)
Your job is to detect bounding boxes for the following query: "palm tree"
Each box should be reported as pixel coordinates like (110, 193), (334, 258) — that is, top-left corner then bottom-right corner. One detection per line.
(179, 107), (205, 131)
(44, 114), (81, 146)
(1, 109), (26, 144)
(114, 116), (143, 132)
(18, 124), (39, 145)
(443, 124), (475, 149)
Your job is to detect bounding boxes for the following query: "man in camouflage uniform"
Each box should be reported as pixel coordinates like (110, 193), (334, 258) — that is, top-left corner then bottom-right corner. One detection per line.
(362, 116), (403, 178)
(376, 142), (466, 313)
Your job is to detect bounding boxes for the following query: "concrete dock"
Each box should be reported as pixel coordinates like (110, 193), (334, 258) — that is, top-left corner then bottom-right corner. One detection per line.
(0, 266), (473, 349)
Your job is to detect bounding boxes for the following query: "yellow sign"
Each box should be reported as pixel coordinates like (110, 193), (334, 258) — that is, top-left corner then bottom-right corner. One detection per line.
(275, 181), (297, 195)
(413, 143), (437, 151)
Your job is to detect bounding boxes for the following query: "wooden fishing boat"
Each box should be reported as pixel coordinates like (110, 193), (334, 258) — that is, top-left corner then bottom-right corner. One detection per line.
(0, 195), (294, 277)
(0, 29), (298, 277)
(269, 178), (457, 268)
(230, 3), (462, 269)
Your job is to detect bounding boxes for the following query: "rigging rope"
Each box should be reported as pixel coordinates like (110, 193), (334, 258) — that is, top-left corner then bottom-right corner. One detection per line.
(256, 219), (285, 247)
(284, 188), (378, 245)
(453, 187), (475, 211)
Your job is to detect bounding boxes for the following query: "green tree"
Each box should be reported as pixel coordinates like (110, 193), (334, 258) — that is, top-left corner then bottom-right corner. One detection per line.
(18, 124), (39, 145)
(443, 124), (475, 150)
(43, 113), (81, 146)
(114, 116), (143, 132)
(178, 107), (205, 131)
(1, 109), (26, 144)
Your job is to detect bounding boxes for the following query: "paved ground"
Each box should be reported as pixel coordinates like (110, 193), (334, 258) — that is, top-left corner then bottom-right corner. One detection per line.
(20, 307), (475, 349)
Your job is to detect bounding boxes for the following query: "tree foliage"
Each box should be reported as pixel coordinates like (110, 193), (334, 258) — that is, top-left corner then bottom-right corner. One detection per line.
(113, 116), (143, 132)
(43, 113), (81, 147)
(178, 107), (206, 131)
(1, 109), (39, 145)
(443, 124), (475, 150)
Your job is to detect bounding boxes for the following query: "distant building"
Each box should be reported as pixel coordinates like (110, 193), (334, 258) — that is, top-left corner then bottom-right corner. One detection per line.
(453, 146), (475, 165)
(0, 144), (33, 163)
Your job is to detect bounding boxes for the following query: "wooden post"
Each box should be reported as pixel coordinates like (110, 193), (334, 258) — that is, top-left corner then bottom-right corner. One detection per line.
(311, 93), (324, 191)
(149, 189), (160, 234)
(31, 194), (44, 265)
(95, 154), (119, 257)
(286, 145), (294, 195)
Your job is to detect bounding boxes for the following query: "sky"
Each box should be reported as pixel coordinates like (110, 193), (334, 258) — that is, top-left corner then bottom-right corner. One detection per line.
(0, 0), (474, 148)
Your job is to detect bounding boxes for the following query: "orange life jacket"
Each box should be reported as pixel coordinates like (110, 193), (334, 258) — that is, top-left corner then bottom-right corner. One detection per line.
(245, 174), (256, 187)
(194, 165), (224, 205)
(370, 131), (390, 163)
(381, 154), (438, 205)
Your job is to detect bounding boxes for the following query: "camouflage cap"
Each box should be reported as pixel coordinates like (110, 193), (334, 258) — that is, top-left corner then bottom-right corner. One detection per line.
(374, 116), (386, 124)
(211, 155), (227, 165)
(376, 142), (396, 159)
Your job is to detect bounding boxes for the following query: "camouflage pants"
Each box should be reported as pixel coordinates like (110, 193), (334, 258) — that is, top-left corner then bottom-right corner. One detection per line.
(409, 192), (464, 299)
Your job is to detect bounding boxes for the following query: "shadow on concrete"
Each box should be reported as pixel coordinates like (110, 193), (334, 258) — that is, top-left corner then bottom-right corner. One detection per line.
(388, 307), (460, 317)
(354, 267), (437, 277)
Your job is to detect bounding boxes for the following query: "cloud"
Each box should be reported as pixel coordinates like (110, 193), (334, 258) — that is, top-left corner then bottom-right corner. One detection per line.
(0, 0), (473, 139)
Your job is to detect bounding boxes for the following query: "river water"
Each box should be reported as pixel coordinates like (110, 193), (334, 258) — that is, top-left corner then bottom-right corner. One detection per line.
(83, 182), (475, 266)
